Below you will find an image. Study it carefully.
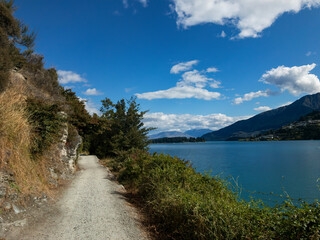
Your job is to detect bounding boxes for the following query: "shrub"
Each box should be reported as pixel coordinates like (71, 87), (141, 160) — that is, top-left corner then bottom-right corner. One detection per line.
(110, 150), (320, 240)
(27, 98), (65, 156)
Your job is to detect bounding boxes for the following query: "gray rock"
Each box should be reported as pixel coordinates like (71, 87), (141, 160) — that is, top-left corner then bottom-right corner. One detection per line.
(3, 202), (11, 210)
(12, 204), (25, 214)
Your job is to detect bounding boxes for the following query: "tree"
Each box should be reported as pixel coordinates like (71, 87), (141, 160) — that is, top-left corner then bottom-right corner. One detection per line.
(91, 97), (153, 158)
(0, 0), (37, 91)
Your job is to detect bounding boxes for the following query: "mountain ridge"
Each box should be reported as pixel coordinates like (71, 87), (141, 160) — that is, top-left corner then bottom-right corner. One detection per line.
(149, 128), (212, 139)
(202, 93), (320, 141)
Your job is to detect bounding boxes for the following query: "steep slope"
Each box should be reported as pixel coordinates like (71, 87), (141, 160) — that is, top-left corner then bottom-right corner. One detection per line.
(184, 129), (212, 138)
(203, 93), (320, 141)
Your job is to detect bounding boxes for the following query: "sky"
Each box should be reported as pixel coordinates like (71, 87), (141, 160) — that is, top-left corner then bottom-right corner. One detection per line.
(14, 0), (320, 133)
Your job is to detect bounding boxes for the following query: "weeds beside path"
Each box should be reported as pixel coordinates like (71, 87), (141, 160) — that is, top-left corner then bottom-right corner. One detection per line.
(6, 155), (148, 240)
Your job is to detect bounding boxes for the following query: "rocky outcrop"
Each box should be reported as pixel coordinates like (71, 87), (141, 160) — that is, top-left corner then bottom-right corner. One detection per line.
(0, 112), (82, 235)
(58, 112), (82, 174)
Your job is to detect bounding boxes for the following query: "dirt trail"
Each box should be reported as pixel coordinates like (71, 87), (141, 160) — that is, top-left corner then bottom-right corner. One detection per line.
(7, 155), (148, 240)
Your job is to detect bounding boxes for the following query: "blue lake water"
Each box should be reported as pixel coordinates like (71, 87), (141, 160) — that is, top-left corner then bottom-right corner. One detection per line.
(149, 141), (320, 204)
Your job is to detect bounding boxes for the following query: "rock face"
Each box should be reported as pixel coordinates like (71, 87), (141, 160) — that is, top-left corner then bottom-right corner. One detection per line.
(58, 112), (82, 174)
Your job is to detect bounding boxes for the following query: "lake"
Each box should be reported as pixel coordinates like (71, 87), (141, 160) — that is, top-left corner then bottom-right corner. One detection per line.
(149, 141), (320, 205)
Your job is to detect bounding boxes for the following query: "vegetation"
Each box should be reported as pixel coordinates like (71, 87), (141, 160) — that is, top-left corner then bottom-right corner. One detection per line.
(105, 150), (320, 240)
(27, 98), (65, 156)
(90, 97), (153, 158)
(0, 0), (84, 197)
(0, 84), (49, 194)
(2, 2), (320, 239)
(244, 111), (320, 141)
(149, 137), (205, 144)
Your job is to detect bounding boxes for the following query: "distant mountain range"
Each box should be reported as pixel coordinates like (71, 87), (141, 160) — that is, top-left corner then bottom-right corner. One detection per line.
(202, 93), (320, 141)
(184, 129), (213, 137)
(149, 129), (212, 139)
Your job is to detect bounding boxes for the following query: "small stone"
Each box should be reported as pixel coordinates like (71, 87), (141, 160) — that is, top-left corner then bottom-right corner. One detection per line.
(3, 202), (11, 210)
(12, 219), (27, 227)
(12, 204), (25, 214)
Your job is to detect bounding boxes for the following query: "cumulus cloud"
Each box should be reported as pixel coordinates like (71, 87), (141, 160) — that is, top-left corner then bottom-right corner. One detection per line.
(260, 63), (320, 95)
(79, 98), (100, 115)
(233, 90), (270, 104)
(207, 67), (219, 73)
(144, 112), (250, 133)
(172, 0), (320, 38)
(170, 60), (199, 74)
(58, 70), (87, 84)
(83, 88), (103, 96)
(254, 106), (272, 112)
(136, 85), (220, 100)
(136, 62), (222, 100)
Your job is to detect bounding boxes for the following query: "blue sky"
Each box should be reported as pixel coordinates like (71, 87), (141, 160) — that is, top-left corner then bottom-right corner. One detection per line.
(15, 0), (320, 133)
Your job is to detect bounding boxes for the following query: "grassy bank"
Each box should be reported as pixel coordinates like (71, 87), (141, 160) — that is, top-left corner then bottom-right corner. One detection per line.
(105, 150), (320, 240)
(0, 85), (50, 195)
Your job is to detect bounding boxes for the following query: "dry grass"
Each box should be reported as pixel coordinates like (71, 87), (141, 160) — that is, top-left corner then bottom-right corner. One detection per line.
(0, 83), (50, 196)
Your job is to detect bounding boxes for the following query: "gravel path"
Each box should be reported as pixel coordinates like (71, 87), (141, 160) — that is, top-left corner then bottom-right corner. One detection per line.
(9, 155), (148, 240)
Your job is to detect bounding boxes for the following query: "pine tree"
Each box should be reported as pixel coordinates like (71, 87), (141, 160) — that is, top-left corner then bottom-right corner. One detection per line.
(91, 97), (153, 158)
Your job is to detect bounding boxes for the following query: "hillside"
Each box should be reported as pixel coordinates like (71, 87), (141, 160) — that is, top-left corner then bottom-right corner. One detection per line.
(203, 93), (320, 141)
(184, 129), (212, 137)
(149, 128), (212, 139)
(254, 111), (320, 141)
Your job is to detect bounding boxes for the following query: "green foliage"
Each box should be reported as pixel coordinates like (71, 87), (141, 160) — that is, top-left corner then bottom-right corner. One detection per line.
(0, 0), (39, 92)
(0, 0), (20, 91)
(62, 89), (100, 152)
(27, 98), (65, 156)
(110, 150), (320, 240)
(90, 97), (153, 158)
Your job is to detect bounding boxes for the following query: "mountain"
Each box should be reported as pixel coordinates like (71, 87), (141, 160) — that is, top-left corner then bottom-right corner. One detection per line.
(149, 129), (212, 139)
(149, 131), (192, 139)
(203, 93), (320, 141)
(184, 129), (213, 138)
(256, 111), (320, 141)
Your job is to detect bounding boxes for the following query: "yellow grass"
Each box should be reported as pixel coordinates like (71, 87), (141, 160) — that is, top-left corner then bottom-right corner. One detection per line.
(0, 84), (50, 195)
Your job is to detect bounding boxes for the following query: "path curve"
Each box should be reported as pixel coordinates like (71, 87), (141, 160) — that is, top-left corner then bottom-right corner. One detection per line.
(9, 155), (147, 240)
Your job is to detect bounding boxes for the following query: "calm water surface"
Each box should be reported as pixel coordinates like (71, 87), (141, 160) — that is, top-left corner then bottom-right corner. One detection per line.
(149, 141), (320, 204)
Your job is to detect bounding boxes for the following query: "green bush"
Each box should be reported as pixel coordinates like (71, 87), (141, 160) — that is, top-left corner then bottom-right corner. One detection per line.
(27, 98), (65, 156)
(112, 150), (320, 240)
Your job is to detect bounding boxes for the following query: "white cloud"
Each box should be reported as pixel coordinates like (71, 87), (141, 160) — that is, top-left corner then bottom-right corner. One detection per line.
(233, 90), (270, 104)
(207, 67), (219, 73)
(83, 88), (103, 96)
(139, 0), (148, 7)
(254, 106), (272, 112)
(135, 85), (221, 100)
(144, 112), (250, 133)
(125, 87), (135, 93)
(170, 60), (199, 74)
(277, 101), (293, 108)
(218, 31), (227, 38)
(79, 98), (100, 115)
(306, 51), (316, 56)
(136, 64), (222, 100)
(181, 69), (219, 88)
(58, 70), (87, 84)
(172, 0), (320, 38)
(260, 63), (320, 95)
